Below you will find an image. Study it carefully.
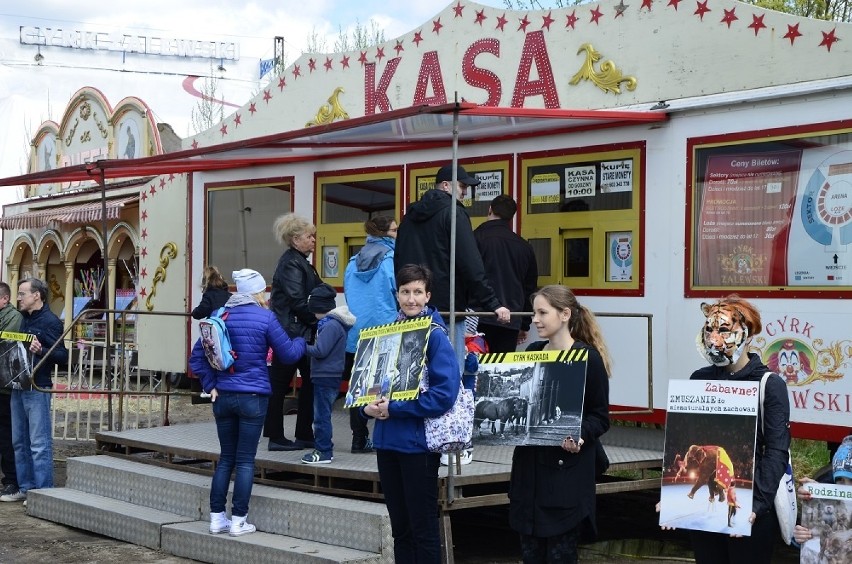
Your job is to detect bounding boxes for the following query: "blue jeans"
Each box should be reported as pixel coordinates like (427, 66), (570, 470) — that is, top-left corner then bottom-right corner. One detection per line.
(210, 392), (269, 518)
(10, 389), (53, 493)
(376, 449), (441, 564)
(312, 379), (339, 455)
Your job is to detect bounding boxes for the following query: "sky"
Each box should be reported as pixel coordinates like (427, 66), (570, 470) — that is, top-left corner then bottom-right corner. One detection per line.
(0, 0), (509, 205)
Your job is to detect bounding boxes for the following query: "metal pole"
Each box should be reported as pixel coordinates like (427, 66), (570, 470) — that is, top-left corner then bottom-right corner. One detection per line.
(96, 166), (116, 430)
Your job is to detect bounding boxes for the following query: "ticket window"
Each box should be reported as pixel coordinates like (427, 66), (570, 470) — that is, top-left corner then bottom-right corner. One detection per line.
(519, 145), (643, 295)
(315, 168), (402, 287)
(407, 158), (512, 230)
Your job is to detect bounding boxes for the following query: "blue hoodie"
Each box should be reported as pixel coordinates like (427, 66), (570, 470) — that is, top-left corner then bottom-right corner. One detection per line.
(344, 236), (397, 353)
(368, 307), (460, 453)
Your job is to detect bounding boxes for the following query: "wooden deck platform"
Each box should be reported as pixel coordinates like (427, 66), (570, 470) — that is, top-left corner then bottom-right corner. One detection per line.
(96, 410), (665, 511)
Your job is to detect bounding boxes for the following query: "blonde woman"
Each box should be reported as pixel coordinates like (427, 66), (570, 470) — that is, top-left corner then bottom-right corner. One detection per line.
(265, 213), (323, 451)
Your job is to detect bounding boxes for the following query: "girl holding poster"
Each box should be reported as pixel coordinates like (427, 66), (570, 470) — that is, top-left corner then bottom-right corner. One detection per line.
(686, 295), (791, 564)
(508, 285), (611, 564)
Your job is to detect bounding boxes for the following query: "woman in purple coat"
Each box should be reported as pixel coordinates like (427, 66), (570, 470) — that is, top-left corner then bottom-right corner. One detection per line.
(189, 269), (305, 537)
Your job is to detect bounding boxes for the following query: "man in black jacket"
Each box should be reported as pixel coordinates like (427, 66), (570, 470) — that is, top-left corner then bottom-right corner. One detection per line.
(474, 195), (538, 353)
(395, 164), (511, 341)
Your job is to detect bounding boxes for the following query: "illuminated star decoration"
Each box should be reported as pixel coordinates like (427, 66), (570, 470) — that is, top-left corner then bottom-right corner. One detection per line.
(496, 13), (509, 31)
(566, 10), (579, 29)
(783, 24), (802, 45)
(278, 77), (286, 91)
(819, 28), (839, 51)
(721, 8), (738, 28)
(615, 1), (629, 18)
(748, 13), (767, 35)
(475, 9), (487, 25)
(694, 0), (711, 21)
(590, 6), (604, 24)
(541, 11), (555, 29)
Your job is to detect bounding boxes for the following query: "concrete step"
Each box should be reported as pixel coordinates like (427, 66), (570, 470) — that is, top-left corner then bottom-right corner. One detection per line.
(163, 520), (383, 564)
(64, 455), (392, 555)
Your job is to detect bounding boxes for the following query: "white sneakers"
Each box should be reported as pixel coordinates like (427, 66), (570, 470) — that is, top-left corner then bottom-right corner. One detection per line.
(209, 511), (229, 534)
(440, 450), (473, 466)
(210, 512), (256, 536)
(229, 515), (256, 537)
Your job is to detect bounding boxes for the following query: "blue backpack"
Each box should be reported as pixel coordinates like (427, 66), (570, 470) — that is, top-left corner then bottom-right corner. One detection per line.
(199, 307), (237, 372)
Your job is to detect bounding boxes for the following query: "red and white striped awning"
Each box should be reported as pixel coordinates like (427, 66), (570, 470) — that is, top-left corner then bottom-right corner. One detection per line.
(0, 196), (138, 230)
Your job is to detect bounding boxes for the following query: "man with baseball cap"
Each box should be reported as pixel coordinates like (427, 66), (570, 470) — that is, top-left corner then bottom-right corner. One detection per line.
(395, 162), (511, 351)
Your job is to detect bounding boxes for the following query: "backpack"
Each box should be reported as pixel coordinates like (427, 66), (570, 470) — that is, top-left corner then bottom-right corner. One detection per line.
(199, 307), (237, 372)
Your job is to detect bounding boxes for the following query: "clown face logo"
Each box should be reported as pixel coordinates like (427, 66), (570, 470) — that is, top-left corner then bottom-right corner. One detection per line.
(765, 339), (814, 385)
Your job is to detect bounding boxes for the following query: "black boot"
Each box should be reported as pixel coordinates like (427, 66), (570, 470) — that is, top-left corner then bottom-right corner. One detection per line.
(351, 437), (374, 453)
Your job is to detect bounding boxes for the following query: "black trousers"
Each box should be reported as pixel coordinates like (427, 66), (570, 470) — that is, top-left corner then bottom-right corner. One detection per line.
(376, 449), (441, 564)
(0, 392), (16, 487)
(343, 352), (369, 441)
(264, 355), (314, 442)
(479, 323), (521, 354)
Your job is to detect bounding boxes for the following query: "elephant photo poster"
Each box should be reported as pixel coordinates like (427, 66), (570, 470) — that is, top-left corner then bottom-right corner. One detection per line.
(659, 379), (759, 536)
(344, 317), (431, 407)
(0, 332), (34, 391)
(799, 482), (852, 564)
(471, 349), (587, 447)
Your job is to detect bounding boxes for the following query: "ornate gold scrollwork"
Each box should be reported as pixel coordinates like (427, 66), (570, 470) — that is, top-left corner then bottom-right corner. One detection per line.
(79, 101), (92, 120)
(569, 44), (637, 95)
(145, 242), (179, 311)
(306, 87), (349, 127)
(94, 112), (109, 139)
(80, 130), (91, 143)
(752, 337), (851, 386)
(65, 118), (79, 146)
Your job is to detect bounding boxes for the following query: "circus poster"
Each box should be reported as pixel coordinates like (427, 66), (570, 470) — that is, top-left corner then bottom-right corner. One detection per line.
(659, 379), (759, 536)
(471, 349), (587, 447)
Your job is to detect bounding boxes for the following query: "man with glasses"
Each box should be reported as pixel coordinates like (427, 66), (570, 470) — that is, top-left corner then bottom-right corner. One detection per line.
(0, 282), (23, 502)
(10, 278), (67, 504)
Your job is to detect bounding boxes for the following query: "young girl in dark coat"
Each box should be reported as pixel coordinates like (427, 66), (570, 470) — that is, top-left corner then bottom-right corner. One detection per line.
(191, 265), (231, 320)
(509, 285), (611, 564)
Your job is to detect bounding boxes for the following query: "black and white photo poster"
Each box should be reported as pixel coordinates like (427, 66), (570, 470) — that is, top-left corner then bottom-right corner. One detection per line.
(0, 332), (34, 391)
(472, 349), (587, 447)
(345, 317), (430, 407)
(659, 380), (759, 536)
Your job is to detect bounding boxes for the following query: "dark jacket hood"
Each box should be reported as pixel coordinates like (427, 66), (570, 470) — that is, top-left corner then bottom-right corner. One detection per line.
(406, 189), (458, 222)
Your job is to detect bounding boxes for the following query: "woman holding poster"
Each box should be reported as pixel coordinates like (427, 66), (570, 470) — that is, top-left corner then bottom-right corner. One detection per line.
(360, 264), (459, 564)
(685, 295), (791, 564)
(508, 285), (611, 564)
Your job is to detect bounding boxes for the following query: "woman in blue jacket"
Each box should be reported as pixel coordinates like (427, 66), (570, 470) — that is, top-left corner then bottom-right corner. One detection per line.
(361, 264), (459, 564)
(189, 269), (306, 537)
(343, 215), (397, 453)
